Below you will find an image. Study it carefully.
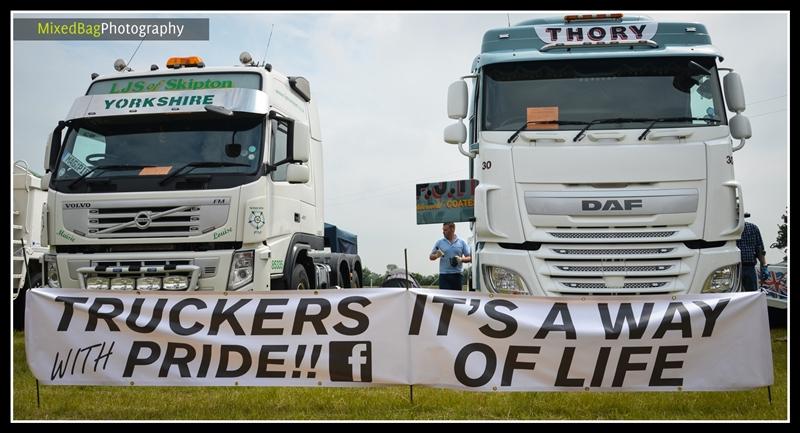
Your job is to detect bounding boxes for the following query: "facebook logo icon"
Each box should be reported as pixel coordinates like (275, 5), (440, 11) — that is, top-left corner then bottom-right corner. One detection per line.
(329, 341), (372, 382)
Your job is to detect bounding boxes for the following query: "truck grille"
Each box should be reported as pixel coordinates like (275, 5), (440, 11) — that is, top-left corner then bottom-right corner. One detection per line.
(549, 231), (676, 239)
(63, 198), (230, 239)
(533, 242), (695, 295)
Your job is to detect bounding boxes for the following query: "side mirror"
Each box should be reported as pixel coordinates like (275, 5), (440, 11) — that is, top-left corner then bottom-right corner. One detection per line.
(286, 164), (310, 184)
(729, 114), (752, 140)
(447, 80), (468, 119)
(44, 132), (54, 172)
(291, 122), (310, 163)
(45, 122), (67, 173)
(723, 72), (746, 113)
(444, 121), (467, 144)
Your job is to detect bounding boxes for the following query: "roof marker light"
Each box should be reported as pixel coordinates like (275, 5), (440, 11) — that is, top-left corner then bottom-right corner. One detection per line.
(564, 13), (623, 22)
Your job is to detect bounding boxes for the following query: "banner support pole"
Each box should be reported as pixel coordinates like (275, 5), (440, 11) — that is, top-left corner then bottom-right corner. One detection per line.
(404, 248), (413, 403)
(767, 386), (772, 404)
(36, 379), (40, 408)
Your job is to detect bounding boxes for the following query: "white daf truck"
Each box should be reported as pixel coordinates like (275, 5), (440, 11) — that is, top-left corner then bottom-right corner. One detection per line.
(39, 53), (362, 294)
(444, 14), (751, 296)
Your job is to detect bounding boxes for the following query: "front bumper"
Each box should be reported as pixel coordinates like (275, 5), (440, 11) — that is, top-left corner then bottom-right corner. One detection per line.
(51, 247), (271, 291)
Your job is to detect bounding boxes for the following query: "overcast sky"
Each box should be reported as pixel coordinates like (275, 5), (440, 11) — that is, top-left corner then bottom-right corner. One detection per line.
(12, 11), (788, 278)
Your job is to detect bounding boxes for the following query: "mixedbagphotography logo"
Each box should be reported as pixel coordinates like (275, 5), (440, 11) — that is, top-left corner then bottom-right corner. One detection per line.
(13, 18), (209, 41)
(329, 341), (372, 382)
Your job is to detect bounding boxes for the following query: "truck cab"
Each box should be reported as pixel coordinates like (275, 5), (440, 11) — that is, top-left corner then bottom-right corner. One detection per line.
(41, 53), (358, 293)
(444, 15), (752, 296)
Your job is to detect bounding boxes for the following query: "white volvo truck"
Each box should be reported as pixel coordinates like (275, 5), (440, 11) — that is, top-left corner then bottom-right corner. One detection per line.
(444, 14), (751, 296)
(39, 53), (362, 294)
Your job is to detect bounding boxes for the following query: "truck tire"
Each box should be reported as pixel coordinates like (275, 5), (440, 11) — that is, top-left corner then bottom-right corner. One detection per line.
(13, 271), (41, 332)
(290, 264), (310, 291)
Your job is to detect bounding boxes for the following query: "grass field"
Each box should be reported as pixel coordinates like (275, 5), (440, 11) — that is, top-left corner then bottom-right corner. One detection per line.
(12, 329), (787, 421)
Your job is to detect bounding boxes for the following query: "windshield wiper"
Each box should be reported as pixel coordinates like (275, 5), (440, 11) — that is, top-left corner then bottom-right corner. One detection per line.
(572, 118), (655, 142)
(68, 164), (154, 189)
(159, 161), (251, 186)
(507, 120), (587, 143)
(637, 116), (722, 140)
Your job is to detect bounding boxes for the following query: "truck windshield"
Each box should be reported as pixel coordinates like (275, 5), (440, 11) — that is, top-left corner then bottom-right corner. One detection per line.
(482, 56), (725, 132)
(52, 113), (264, 192)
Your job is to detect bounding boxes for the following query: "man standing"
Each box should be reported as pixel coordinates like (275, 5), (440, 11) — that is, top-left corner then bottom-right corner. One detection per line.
(429, 222), (471, 290)
(736, 215), (768, 292)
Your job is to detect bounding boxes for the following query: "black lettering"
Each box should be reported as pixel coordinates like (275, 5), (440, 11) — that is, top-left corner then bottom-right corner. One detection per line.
(432, 296), (467, 336)
(256, 345), (288, 378)
(480, 299), (518, 338)
(598, 302), (653, 339)
(292, 299), (331, 335)
(628, 25), (645, 39)
(251, 298), (288, 335)
(197, 344), (212, 378)
(159, 342), (195, 378)
(587, 27), (606, 41)
(566, 27), (583, 41)
(333, 296), (371, 336)
(123, 341), (160, 377)
(51, 348), (73, 380)
(626, 199), (643, 210)
(612, 346), (652, 387)
(454, 343), (496, 387)
(55, 296), (89, 331)
(534, 303), (576, 339)
(555, 347), (584, 387)
(501, 346), (539, 386)
(649, 345), (687, 386)
(209, 299), (250, 336)
(582, 200), (601, 211)
(653, 302), (692, 338)
(610, 26), (628, 40)
(126, 298), (168, 333)
(169, 298), (206, 336)
(590, 347), (612, 387)
(408, 294), (427, 335)
(603, 200), (623, 211)
(86, 298), (124, 331)
(216, 345), (252, 378)
(693, 299), (730, 337)
(93, 341), (114, 372)
(545, 27), (561, 41)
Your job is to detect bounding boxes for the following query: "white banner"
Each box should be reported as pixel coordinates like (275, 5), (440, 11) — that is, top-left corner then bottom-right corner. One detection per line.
(25, 288), (772, 391)
(25, 288), (409, 387)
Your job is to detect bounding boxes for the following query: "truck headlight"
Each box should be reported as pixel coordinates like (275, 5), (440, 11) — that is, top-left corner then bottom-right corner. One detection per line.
(162, 276), (189, 291)
(137, 277), (162, 291)
(44, 254), (60, 288)
(484, 265), (529, 294)
(110, 277), (136, 291)
(702, 264), (740, 293)
(86, 277), (110, 290)
(228, 250), (254, 290)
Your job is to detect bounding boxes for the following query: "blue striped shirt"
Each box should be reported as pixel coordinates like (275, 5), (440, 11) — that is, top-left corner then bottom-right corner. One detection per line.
(736, 222), (765, 265)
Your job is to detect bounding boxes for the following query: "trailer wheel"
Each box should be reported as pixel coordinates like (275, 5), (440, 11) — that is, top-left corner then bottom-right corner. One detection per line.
(13, 271), (41, 331)
(290, 264), (311, 291)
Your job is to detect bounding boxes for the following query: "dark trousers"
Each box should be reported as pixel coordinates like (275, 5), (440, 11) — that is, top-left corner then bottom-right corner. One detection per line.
(741, 264), (758, 292)
(439, 273), (462, 290)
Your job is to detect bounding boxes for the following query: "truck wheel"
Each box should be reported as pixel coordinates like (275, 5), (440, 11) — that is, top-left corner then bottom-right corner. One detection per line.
(290, 264), (311, 290)
(13, 271), (41, 332)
